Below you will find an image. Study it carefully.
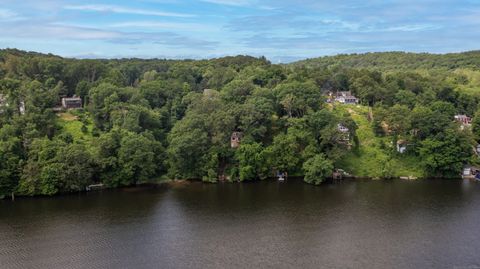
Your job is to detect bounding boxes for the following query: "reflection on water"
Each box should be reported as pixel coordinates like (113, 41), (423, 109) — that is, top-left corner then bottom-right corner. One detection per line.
(1, 179), (480, 268)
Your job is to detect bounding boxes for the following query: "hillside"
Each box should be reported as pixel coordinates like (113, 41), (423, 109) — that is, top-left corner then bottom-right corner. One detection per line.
(333, 105), (424, 178)
(0, 48), (478, 198)
(292, 51), (480, 71)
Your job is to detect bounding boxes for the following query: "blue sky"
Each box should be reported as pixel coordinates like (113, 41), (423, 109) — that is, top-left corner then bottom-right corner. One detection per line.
(0, 0), (479, 62)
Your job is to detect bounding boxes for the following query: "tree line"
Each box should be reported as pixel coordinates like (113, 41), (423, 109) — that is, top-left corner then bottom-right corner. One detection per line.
(1, 49), (480, 198)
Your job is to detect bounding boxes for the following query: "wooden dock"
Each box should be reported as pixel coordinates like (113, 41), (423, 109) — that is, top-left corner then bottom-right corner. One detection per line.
(86, 183), (105, 191)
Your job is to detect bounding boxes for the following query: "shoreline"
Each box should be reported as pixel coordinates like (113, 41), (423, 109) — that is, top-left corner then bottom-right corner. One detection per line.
(1, 176), (469, 201)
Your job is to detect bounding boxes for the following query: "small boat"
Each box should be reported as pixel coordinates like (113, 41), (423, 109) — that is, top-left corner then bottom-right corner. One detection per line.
(276, 170), (287, 181)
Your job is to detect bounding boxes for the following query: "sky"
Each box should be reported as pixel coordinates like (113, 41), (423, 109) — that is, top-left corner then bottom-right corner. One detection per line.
(0, 0), (479, 62)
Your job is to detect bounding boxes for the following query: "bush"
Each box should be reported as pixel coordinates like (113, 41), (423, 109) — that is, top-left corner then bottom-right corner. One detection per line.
(302, 154), (333, 185)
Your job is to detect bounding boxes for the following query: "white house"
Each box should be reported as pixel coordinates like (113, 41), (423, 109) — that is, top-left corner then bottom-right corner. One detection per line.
(397, 140), (408, 153)
(337, 123), (350, 141)
(335, 91), (359, 104)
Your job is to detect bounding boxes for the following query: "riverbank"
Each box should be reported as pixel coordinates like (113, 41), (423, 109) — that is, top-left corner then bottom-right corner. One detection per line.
(4, 174), (470, 200)
(4, 175), (469, 201)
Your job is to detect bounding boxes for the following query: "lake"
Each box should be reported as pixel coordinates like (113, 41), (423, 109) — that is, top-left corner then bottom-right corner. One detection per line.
(1, 179), (480, 269)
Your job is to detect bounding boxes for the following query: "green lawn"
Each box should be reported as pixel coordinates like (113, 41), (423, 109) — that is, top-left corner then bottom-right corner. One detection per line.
(57, 112), (94, 142)
(334, 104), (425, 178)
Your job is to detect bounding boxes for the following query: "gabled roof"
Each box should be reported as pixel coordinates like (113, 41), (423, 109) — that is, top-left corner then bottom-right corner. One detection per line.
(62, 96), (82, 101)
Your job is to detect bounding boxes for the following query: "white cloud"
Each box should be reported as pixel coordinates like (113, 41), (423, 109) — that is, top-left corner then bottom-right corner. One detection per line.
(200, 0), (253, 6)
(200, 0), (274, 10)
(383, 24), (439, 32)
(0, 8), (15, 18)
(0, 21), (217, 50)
(64, 4), (194, 18)
(0, 24), (120, 40)
(0, 8), (22, 21)
(108, 21), (215, 31)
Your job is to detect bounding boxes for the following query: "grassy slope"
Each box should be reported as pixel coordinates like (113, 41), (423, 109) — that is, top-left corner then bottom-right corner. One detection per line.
(334, 104), (425, 178)
(57, 112), (93, 142)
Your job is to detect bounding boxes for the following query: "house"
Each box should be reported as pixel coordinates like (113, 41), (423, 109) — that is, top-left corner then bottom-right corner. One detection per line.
(335, 91), (358, 104)
(454, 115), (472, 126)
(337, 123), (350, 141)
(231, 132), (243, 148)
(61, 96), (82, 109)
(454, 114), (472, 130)
(397, 140), (408, 153)
(19, 101), (25, 115)
(337, 123), (349, 133)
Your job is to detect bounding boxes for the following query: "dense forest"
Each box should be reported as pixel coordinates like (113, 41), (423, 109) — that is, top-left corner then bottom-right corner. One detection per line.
(1, 48), (480, 198)
(294, 51), (480, 71)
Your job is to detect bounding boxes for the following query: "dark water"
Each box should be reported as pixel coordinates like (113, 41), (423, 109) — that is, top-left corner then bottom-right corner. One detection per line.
(2, 179), (480, 269)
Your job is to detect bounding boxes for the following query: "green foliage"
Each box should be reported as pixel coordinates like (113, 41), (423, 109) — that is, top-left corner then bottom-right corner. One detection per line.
(275, 81), (323, 117)
(202, 149), (220, 183)
(2, 48), (480, 198)
(302, 154), (333, 185)
(167, 117), (210, 179)
(0, 125), (22, 197)
(17, 138), (95, 196)
(472, 110), (480, 140)
(235, 142), (268, 181)
(394, 90), (417, 108)
(336, 105), (425, 178)
(95, 129), (164, 187)
(117, 132), (163, 184)
(293, 51), (480, 71)
(222, 79), (256, 103)
(265, 132), (303, 173)
(419, 128), (473, 177)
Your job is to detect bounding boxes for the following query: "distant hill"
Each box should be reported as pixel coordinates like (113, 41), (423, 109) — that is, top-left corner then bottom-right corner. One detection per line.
(0, 48), (267, 65)
(4, 48), (480, 71)
(291, 51), (480, 71)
